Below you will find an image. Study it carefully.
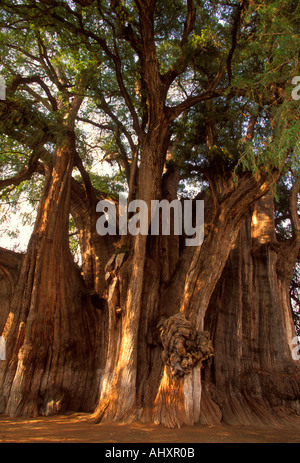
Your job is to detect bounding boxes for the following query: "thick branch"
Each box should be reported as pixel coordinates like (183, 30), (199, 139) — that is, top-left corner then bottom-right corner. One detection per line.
(227, 1), (247, 83)
(134, 0), (166, 121)
(110, 0), (141, 54)
(162, 0), (196, 87)
(9, 75), (58, 111)
(182, 0), (197, 47)
(0, 98), (54, 147)
(166, 84), (226, 123)
(0, 154), (39, 191)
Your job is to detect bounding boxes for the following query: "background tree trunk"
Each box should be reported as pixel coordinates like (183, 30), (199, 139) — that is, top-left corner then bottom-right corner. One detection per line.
(201, 194), (300, 425)
(70, 178), (115, 296)
(0, 248), (23, 334)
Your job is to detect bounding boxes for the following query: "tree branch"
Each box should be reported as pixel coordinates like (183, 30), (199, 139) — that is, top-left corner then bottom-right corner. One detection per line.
(76, 116), (114, 132)
(74, 151), (97, 210)
(0, 247), (23, 272)
(19, 84), (53, 112)
(0, 98), (55, 150)
(95, 92), (137, 155)
(166, 86), (226, 123)
(9, 75), (58, 111)
(36, 32), (70, 96)
(243, 114), (258, 142)
(227, 0), (247, 83)
(115, 128), (131, 184)
(134, 0), (168, 125)
(161, 0), (196, 88)
(49, 8), (143, 138)
(182, 0), (197, 47)
(0, 152), (40, 191)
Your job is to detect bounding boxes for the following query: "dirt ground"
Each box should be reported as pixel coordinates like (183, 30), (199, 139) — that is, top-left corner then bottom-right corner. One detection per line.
(0, 413), (299, 443)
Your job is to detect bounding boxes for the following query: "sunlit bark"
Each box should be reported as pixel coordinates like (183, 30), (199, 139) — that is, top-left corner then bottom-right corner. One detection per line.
(201, 194), (300, 425)
(0, 120), (101, 416)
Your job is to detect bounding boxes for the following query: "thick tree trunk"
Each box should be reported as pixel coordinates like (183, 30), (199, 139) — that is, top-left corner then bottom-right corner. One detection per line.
(91, 126), (171, 423)
(148, 175), (277, 427)
(0, 130), (101, 417)
(92, 164), (282, 427)
(201, 194), (300, 425)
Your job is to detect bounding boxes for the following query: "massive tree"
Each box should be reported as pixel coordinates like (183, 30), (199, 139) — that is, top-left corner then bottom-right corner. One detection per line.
(0, 0), (299, 426)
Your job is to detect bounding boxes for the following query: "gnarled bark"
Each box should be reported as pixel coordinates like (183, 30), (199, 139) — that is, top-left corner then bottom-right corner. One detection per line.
(149, 174), (278, 427)
(91, 168), (284, 427)
(201, 194), (300, 426)
(0, 129), (101, 417)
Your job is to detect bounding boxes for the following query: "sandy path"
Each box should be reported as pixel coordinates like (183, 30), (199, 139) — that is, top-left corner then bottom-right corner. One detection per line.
(0, 413), (299, 443)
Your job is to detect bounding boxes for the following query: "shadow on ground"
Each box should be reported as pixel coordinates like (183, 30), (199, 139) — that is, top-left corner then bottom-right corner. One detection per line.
(0, 413), (299, 443)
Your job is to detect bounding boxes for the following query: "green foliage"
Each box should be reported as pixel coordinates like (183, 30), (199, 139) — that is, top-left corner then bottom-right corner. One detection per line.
(274, 172), (294, 241)
(0, 171), (43, 251)
(88, 170), (127, 199)
(169, 0), (300, 184)
(68, 215), (80, 263)
(0, 0), (299, 254)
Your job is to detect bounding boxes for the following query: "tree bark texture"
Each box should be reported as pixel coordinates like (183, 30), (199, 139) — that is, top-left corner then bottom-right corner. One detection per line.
(92, 168), (290, 427)
(0, 130), (101, 417)
(91, 128), (171, 423)
(144, 175), (279, 427)
(1, 138), (299, 427)
(201, 194), (300, 425)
